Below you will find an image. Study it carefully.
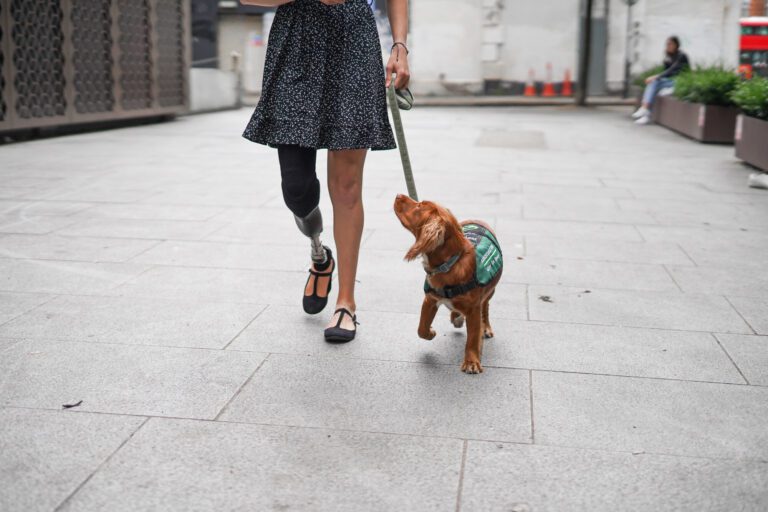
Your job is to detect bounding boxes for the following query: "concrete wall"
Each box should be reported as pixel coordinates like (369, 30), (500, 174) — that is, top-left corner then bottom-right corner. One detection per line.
(499, 1), (581, 84)
(410, 0), (743, 96)
(189, 68), (239, 113)
(218, 14), (267, 94)
(410, 0), (484, 94)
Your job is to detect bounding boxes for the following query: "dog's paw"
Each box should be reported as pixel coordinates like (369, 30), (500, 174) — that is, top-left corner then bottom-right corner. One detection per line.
(483, 326), (495, 339)
(451, 314), (465, 328)
(418, 328), (436, 340)
(461, 359), (484, 374)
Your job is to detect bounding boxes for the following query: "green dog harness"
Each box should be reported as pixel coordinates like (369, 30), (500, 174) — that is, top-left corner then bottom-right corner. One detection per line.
(424, 224), (503, 299)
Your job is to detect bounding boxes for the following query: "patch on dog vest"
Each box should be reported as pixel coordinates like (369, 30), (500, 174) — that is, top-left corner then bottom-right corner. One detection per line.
(423, 224), (503, 298)
(464, 224), (503, 285)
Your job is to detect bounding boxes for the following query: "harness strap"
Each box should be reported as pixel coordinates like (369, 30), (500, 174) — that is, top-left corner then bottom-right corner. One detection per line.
(426, 252), (462, 276)
(425, 277), (480, 299)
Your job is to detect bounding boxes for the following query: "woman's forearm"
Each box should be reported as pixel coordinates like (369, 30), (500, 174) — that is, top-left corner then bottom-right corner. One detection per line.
(387, 0), (408, 44)
(240, 0), (292, 6)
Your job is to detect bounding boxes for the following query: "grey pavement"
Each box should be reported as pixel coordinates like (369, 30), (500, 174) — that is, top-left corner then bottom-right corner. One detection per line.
(1, 106), (768, 511)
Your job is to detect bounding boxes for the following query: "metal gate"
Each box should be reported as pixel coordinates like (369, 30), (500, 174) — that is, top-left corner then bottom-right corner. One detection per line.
(0, 0), (190, 134)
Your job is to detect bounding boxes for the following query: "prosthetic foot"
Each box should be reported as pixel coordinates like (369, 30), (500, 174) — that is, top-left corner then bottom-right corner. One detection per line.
(295, 207), (335, 315)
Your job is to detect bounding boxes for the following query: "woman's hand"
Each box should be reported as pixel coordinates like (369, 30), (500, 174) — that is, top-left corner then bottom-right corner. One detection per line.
(645, 74), (658, 85)
(386, 45), (410, 89)
(318, 0), (345, 4)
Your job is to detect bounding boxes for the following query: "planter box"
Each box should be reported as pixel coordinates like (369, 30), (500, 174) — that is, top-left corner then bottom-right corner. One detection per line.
(735, 114), (768, 171)
(652, 96), (739, 144)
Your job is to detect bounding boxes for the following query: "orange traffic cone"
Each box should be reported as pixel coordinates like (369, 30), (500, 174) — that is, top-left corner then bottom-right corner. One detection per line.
(542, 63), (556, 97)
(562, 69), (573, 97)
(523, 69), (536, 97)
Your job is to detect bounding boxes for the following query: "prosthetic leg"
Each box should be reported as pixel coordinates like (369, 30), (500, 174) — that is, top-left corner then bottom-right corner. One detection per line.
(293, 205), (328, 266)
(278, 145), (334, 314)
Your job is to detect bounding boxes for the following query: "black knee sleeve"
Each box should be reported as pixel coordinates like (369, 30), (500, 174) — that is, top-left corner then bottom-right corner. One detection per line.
(277, 145), (319, 218)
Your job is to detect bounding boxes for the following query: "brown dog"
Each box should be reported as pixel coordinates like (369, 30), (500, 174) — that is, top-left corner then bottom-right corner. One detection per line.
(394, 194), (503, 374)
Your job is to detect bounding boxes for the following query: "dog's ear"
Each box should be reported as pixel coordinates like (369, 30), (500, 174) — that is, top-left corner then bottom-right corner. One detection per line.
(405, 217), (445, 261)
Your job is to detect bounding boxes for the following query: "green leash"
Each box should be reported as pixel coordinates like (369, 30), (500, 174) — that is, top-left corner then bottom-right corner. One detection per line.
(387, 75), (418, 201)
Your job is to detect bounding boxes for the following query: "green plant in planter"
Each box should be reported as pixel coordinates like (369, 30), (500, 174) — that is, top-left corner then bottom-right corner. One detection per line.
(632, 65), (665, 88)
(673, 66), (739, 106)
(730, 77), (768, 120)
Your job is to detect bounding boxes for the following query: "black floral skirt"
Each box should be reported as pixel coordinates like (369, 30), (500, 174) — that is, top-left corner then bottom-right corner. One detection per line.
(242, 0), (396, 151)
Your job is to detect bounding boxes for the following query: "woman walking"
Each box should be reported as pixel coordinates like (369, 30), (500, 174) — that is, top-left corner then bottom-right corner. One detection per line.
(240, 0), (410, 342)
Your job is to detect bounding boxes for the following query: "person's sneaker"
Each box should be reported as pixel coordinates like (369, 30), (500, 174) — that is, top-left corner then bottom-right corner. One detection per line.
(632, 107), (650, 119)
(635, 114), (652, 125)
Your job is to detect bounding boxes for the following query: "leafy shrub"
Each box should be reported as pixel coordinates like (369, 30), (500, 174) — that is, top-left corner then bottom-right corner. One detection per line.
(730, 77), (768, 120)
(673, 67), (739, 106)
(633, 65), (665, 87)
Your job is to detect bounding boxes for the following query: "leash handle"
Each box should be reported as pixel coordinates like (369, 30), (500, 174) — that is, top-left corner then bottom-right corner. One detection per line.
(387, 74), (418, 201)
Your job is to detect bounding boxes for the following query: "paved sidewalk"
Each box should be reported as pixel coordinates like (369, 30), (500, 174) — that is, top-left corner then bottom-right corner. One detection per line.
(1, 106), (767, 511)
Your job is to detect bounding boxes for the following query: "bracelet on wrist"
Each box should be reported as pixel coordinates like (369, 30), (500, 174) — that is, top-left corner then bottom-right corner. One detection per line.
(391, 42), (409, 55)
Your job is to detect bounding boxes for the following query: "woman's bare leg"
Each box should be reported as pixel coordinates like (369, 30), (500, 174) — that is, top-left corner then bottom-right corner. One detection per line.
(326, 148), (367, 330)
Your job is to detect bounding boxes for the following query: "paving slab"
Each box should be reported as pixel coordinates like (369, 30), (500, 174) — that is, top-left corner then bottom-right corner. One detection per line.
(0, 214), (82, 235)
(716, 334), (768, 386)
(666, 265), (768, 298)
(0, 259), (150, 295)
(0, 199), (93, 217)
(0, 234), (158, 263)
(528, 285), (752, 333)
(0, 291), (52, 326)
(220, 353), (531, 442)
(520, 183), (633, 199)
(54, 218), (229, 241)
(0, 408), (145, 512)
(503, 257), (677, 291)
(726, 295), (768, 334)
(59, 418), (462, 512)
(113, 265), (305, 304)
(131, 240), (310, 271)
(486, 318), (743, 383)
(524, 236), (693, 266)
(522, 197), (656, 224)
(460, 441), (768, 512)
(532, 371), (768, 459)
(0, 339), (265, 418)
(0, 295), (264, 349)
(71, 203), (226, 221)
(494, 219), (644, 242)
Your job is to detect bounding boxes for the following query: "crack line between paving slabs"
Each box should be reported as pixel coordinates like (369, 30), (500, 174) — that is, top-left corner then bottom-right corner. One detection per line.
(711, 333), (751, 385)
(722, 295), (758, 335)
(6, 404), (766, 465)
(52, 416), (150, 512)
(661, 264), (685, 293)
(529, 370), (535, 444)
(213, 353), (272, 421)
(454, 440), (468, 512)
(221, 304), (270, 350)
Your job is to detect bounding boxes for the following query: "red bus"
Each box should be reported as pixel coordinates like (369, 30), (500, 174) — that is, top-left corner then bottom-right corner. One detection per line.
(740, 17), (768, 78)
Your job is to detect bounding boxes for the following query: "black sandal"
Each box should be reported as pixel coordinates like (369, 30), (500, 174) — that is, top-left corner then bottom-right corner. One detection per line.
(303, 247), (335, 315)
(324, 307), (359, 343)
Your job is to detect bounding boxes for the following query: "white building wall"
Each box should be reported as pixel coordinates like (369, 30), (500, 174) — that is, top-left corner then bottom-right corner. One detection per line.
(218, 14), (266, 94)
(410, 0), (484, 94)
(410, 0), (743, 96)
(499, 2), (581, 85)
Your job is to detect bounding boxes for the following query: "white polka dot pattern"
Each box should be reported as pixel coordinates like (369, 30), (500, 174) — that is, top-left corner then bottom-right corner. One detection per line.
(243, 0), (396, 151)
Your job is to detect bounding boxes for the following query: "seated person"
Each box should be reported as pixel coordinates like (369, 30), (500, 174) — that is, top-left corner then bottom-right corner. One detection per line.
(633, 36), (690, 125)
